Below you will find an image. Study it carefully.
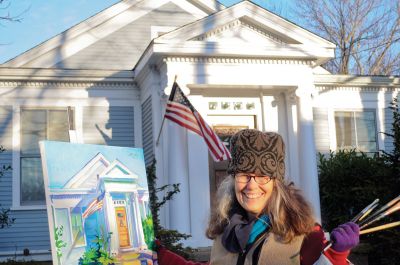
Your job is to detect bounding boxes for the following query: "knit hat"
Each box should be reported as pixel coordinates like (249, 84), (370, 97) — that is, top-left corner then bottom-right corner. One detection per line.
(227, 129), (285, 180)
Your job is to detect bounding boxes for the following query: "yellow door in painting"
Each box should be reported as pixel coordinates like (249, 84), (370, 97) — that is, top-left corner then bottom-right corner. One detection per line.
(115, 207), (130, 247)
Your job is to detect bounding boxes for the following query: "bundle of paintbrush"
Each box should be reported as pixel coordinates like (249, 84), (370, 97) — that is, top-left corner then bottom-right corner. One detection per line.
(324, 194), (400, 251)
(356, 195), (400, 235)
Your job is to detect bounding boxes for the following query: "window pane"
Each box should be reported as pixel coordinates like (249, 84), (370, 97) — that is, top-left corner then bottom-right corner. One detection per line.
(71, 208), (85, 246)
(335, 110), (377, 153)
(20, 157), (45, 205)
(355, 111), (377, 152)
(21, 110), (46, 155)
(54, 208), (72, 246)
(335, 112), (355, 149)
(48, 110), (70, 141)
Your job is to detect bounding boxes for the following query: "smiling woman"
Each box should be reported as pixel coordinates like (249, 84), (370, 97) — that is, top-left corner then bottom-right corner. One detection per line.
(157, 129), (361, 265)
(204, 129), (360, 265)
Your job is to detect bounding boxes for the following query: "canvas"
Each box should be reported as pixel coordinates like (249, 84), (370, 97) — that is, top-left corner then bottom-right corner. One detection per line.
(39, 141), (156, 265)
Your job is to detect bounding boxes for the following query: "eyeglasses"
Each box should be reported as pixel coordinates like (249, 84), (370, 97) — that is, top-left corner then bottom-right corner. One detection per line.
(235, 173), (274, 185)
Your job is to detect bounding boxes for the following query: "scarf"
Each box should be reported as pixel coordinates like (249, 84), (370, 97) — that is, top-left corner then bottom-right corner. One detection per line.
(221, 207), (271, 253)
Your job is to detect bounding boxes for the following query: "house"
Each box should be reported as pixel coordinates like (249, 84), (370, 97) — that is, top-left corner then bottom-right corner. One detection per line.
(0, 0), (398, 261)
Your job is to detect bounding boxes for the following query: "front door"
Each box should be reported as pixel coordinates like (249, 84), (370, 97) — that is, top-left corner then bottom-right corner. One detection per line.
(115, 207), (130, 247)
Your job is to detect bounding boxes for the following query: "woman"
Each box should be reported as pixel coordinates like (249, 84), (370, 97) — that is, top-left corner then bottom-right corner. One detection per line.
(158, 129), (359, 265)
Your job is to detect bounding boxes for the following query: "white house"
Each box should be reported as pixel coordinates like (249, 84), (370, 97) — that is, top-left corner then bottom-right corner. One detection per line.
(0, 0), (398, 261)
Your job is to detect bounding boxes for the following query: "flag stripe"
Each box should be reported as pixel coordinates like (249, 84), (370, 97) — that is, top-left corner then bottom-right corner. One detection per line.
(198, 113), (230, 160)
(165, 114), (202, 136)
(164, 82), (231, 162)
(194, 113), (222, 160)
(167, 102), (194, 116)
(82, 193), (105, 219)
(196, 113), (224, 154)
(166, 108), (198, 126)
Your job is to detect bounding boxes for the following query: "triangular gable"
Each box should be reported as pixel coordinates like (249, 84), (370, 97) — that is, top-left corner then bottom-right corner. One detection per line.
(3, 0), (224, 69)
(99, 159), (139, 180)
(64, 153), (110, 190)
(156, 1), (334, 47)
(191, 18), (290, 46)
(134, 1), (335, 72)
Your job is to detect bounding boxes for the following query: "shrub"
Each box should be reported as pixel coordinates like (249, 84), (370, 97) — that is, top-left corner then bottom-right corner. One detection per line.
(318, 98), (400, 264)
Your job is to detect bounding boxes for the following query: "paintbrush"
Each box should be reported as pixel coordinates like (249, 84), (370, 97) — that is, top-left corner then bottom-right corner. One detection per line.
(350, 198), (379, 223)
(359, 195), (400, 227)
(360, 201), (400, 229)
(360, 221), (400, 235)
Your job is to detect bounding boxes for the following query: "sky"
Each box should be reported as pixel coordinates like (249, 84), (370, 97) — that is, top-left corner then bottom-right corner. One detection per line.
(0, 0), (295, 64)
(42, 141), (147, 189)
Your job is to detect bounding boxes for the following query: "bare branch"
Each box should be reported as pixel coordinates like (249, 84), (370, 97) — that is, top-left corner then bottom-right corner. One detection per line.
(294, 0), (400, 75)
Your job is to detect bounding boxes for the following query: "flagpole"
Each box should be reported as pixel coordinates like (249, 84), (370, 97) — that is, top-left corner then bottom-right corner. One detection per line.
(156, 75), (177, 146)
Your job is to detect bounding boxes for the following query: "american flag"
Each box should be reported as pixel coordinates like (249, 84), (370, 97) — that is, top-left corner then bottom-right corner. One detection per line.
(82, 192), (105, 219)
(164, 82), (231, 161)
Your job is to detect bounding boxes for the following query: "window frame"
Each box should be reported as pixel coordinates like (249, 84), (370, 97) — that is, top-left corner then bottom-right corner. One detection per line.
(12, 106), (75, 210)
(330, 108), (380, 154)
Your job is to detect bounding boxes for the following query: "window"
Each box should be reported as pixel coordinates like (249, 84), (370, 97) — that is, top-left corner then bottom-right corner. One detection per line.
(335, 110), (378, 153)
(20, 108), (72, 205)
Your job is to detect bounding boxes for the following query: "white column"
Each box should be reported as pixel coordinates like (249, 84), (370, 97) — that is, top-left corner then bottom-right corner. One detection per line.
(187, 132), (212, 247)
(296, 85), (321, 222)
(168, 122), (191, 234)
(127, 194), (139, 248)
(133, 191), (147, 248)
(104, 192), (118, 254)
(284, 91), (300, 185)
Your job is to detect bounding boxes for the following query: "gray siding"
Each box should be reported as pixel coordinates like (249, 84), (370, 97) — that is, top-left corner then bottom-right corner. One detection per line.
(0, 107), (51, 252)
(54, 2), (197, 70)
(313, 108), (330, 154)
(83, 106), (135, 147)
(0, 210), (50, 251)
(142, 97), (153, 165)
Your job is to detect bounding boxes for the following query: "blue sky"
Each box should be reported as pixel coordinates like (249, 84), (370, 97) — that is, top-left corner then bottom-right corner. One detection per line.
(42, 141), (147, 189)
(0, 0), (294, 64)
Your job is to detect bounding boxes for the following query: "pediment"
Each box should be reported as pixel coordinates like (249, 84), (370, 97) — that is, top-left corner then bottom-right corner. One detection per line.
(190, 19), (291, 46)
(150, 1), (335, 65)
(99, 160), (139, 179)
(64, 153), (110, 190)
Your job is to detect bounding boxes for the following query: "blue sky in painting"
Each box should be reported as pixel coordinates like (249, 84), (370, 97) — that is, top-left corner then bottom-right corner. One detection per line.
(41, 141), (147, 189)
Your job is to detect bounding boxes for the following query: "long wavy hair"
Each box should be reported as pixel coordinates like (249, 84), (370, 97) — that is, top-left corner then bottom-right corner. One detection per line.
(206, 176), (315, 243)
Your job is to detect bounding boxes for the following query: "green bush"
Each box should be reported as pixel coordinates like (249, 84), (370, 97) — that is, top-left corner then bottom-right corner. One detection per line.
(318, 99), (400, 264)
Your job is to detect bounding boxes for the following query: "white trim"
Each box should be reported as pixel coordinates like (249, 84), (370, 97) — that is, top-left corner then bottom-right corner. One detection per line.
(12, 107), (79, 209)
(11, 105), (20, 210)
(171, 0), (208, 18)
(151, 26), (178, 39)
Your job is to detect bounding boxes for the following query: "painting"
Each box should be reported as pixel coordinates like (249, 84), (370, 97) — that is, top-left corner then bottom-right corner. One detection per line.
(39, 141), (156, 265)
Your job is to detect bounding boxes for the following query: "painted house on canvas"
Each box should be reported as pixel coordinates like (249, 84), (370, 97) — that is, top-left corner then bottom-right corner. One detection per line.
(0, 0), (399, 261)
(40, 141), (152, 264)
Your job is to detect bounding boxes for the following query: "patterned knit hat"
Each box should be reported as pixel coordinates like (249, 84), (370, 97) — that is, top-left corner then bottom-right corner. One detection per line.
(227, 129), (285, 180)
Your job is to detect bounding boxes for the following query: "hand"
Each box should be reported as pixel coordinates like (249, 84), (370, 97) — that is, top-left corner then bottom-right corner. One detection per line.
(331, 222), (360, 252)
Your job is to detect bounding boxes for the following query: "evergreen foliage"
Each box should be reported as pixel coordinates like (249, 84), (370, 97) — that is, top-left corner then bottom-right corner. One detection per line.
(318, 98), (400, 264)
(146, 160), (194, 259)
